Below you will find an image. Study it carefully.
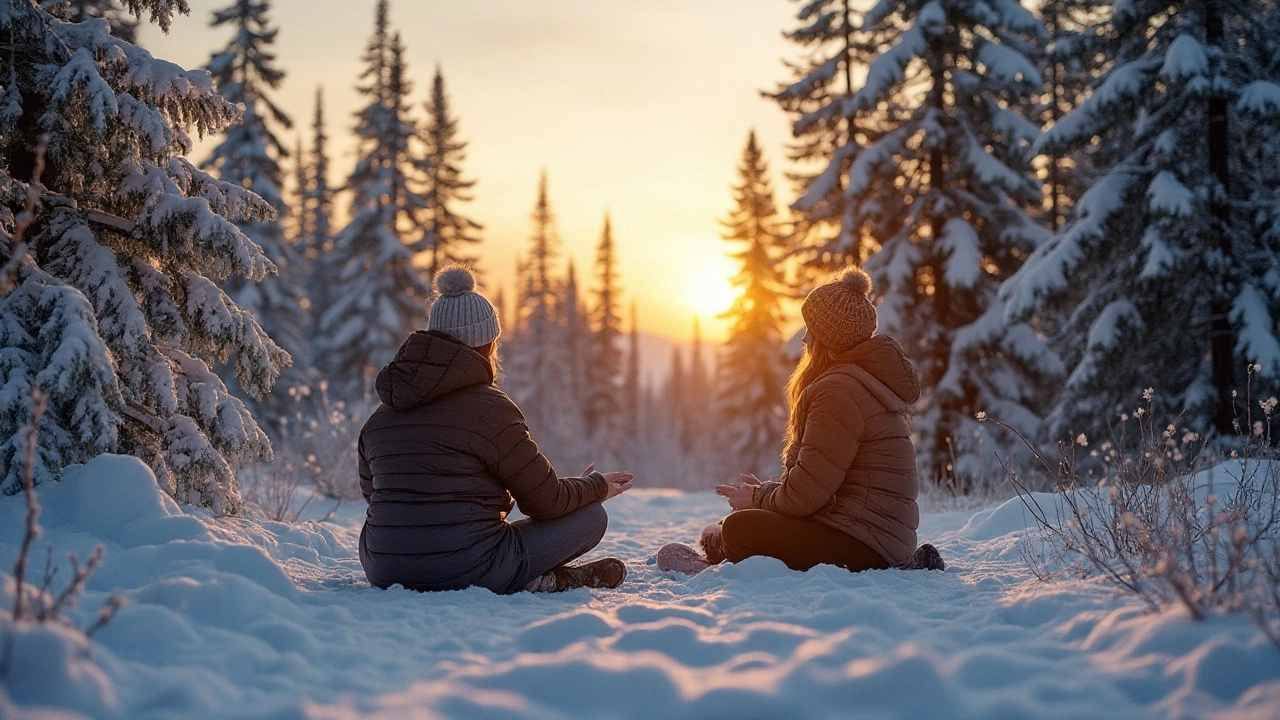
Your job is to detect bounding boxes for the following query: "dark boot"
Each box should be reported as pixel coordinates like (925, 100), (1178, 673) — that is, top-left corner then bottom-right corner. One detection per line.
(905, 543), (945, 571)
(549, 557), (628, 590)
(699, 522), (728, 565)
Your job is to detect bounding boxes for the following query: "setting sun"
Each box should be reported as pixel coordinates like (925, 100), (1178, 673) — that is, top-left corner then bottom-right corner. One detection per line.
(687, 254), (741, 320)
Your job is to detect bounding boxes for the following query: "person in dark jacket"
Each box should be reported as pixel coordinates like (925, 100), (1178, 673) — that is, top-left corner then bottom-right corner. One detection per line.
(657, 267), (944, 575)
(358, 265), (633, 594)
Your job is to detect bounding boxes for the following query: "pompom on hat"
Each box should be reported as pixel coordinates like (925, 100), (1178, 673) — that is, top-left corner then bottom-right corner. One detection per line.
(801, 267), (877, 351)
(427, 265), (501, 348)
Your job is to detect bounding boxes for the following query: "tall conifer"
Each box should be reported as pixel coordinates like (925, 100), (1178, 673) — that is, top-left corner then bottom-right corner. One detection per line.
(1, 1), (288, 511)
(805, 1), (1061, 483)
(313, 1), (428, 401)
(1003, 1), (1280, 441)
(586, 213), (623, 441)
(772, 0), (876, 273)
(717, 131), (789, 479)
(204, 0), (309, 421)
(417, 66), (482, 278)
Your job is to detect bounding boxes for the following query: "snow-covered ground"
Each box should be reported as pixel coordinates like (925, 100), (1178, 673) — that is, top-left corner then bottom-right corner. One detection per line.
(2, 455), (1278, 719)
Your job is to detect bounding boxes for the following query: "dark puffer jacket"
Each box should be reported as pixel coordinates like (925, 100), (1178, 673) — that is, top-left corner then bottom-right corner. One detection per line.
(750, 335), (921, 567)
(357, 331), (607, 592)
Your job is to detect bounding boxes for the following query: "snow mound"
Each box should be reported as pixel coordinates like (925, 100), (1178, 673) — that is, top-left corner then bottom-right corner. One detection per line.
(0, 457), (1276, 719)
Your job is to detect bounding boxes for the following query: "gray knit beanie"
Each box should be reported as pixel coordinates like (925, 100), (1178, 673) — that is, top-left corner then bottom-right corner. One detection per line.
(426, 265), (500, 348)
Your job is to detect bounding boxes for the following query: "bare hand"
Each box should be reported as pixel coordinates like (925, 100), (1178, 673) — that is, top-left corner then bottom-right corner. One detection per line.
(602, 471), (633, 501)
(715, 480), (754, 511)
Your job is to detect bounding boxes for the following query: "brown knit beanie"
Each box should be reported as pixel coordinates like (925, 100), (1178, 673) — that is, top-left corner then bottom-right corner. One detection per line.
(801, 267), (877, 351)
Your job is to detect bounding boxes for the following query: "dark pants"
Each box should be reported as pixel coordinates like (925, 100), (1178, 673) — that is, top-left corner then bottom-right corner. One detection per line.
(505, 502), (609, 592)
(720, 509), (889, 573)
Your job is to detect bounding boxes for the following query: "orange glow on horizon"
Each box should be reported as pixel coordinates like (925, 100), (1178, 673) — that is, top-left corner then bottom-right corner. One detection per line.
(140, 0), (797, 346)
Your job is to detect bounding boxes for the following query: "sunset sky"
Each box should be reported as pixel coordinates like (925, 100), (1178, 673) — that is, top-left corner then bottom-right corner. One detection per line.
(141, 0), (801, 342)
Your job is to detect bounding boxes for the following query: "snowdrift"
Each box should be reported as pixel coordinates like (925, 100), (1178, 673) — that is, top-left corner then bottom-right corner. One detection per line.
(1, 455), (1277, 719)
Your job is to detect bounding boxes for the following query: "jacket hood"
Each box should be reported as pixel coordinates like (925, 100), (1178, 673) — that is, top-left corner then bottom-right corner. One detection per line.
(833, 335), (921, 410)
(375, 331), (495, 410)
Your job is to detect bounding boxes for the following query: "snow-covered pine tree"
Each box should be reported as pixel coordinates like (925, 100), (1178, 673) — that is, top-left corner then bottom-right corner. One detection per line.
(416, 65), (481, 278)
(831, 0), (1060, 484)
(501, 172), (588, 468)
(504, 172), (559, 403)
(684, 319), (713, 456)
(313, 4), (429, 402)
(301, 86), (333, 315)
(289, 134), (309, 244)
(771, 0), (877, 274)
(622, 301), (641, 445)
(560, 260), (588, 426)
(203, 0), (309, 424)
(0, 0), (289, 512)
(1002, 0), (1280, 442)
(1035, 0), (1110, 232)
(41, 0), (138, 42)
(662, 345), (686, 442)
(585, 213), (622, 445)
(716, 130), (788, 480)
(493, 285), (508, 336)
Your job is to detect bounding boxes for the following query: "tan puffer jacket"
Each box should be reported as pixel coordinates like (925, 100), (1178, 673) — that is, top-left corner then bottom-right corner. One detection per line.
(751, 335), (921, 567)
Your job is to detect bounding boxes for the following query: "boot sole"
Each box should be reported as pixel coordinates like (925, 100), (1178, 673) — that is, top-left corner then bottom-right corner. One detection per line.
(656, 543), (710, 574)
(555, 558), (627, 590)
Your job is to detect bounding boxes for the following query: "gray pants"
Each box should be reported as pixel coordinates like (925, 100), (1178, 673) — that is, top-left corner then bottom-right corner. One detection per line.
(505, 502), (608, 593)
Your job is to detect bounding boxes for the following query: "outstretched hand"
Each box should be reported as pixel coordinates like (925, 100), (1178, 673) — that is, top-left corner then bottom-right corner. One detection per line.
(584, 463), (634, 502)
(715, 473), (761, 511)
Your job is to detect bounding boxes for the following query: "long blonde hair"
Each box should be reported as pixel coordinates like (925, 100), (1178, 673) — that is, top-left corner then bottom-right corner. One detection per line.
(782, 335), (841, 456)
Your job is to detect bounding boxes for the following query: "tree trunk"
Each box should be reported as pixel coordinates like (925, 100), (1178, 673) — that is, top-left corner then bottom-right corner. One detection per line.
(1046, 1), (1062, 232)
(1206, 1), (1235, 435)
(926, 35), (955, 484)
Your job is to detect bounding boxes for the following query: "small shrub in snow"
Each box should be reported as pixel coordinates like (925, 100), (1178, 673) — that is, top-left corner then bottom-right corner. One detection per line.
(240, 382), (367, 516)
(1, 387), (123, 676)
(986, 384), (1280, 647)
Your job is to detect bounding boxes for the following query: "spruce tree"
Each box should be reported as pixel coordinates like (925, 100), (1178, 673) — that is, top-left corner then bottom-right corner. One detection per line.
(0, 1), (288, 512)
(826, 0), (1059, 483)
(716, 131), (789, 479)
(289, 134), (309, 244)
(1002, 1), (1280, 441)
(622, 302), (641, 442)
(203, 0), (309, 423)
(1033, 0), (1110, 232)
(560, 261), (587, 421)
(313, 4), (428, 401)
(684, 319), (712, 455)
(505, 171), (560, 405)
(663, 346), (686, 442)
(416, 65), (481, 278)
(586, 213), (623, 442)
(501, 172), (588, 468)
(301, 86), (333, 315)
(772, 0), (876, 272)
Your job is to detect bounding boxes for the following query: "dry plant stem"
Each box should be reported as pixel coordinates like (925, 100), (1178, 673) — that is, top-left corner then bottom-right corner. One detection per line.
(85, 593), (125, 638)
(44, 547), (106, 622)
(11, 387), (48, 623)
(984, 391), (1280, 646)
(2, 386), (46, 675)
(0, 134), (49, 298)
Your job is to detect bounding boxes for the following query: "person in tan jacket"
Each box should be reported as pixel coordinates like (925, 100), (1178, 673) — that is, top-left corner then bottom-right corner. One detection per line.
(658, 267), (944, 574)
